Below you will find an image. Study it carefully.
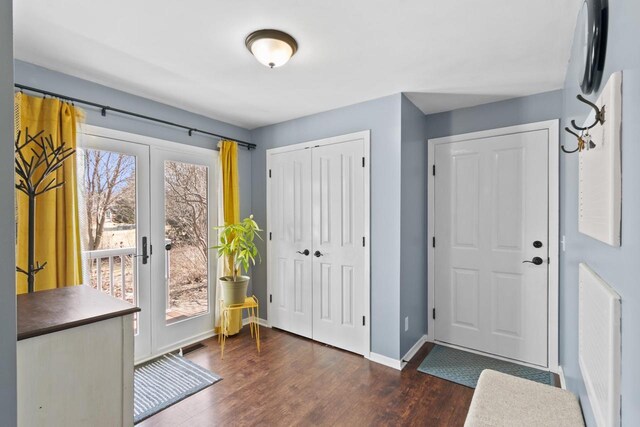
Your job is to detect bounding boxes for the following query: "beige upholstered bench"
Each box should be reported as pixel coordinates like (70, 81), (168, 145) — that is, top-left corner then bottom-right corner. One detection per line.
(464, 370), (584, 427)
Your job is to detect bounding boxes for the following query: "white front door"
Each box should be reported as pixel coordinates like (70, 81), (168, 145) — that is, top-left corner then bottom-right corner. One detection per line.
(268, 149), (313, 337)
(267, 134), (368, 356)
(311, 140), (366, 355)
(434, 130), (549, 366)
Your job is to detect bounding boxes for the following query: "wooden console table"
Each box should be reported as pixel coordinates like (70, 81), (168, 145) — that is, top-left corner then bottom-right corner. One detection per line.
(17, 286), (140, 427)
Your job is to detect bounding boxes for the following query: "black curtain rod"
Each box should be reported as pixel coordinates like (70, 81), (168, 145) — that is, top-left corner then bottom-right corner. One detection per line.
(14, 83), (256, 150)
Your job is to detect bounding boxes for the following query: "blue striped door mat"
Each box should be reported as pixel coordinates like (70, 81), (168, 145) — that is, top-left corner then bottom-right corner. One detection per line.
(134, 353), (221, 424)
(417, 345), (553, 388)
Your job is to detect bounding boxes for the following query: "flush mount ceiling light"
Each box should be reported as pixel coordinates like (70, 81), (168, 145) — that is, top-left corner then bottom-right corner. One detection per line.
(245, 29), (298, 69)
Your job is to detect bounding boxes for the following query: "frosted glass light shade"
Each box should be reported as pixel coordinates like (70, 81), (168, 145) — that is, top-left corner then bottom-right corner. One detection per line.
(245, 30), (298, 69)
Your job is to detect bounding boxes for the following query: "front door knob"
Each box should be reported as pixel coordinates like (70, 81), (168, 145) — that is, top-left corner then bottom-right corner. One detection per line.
(314, 250), (323, 258)
(296, 249), (310, 256)
(523, 257), (544, 265)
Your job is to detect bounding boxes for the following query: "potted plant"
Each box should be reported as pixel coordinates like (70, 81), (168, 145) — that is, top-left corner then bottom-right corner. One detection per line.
(214, 215), (262, 306)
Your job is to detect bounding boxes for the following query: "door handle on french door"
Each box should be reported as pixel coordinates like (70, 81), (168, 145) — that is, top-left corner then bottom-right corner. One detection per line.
(314, 250), (323, 258)
(136, 236), (149, 264)
(523, 257), (544, 265)
(297, 249), (310, 256)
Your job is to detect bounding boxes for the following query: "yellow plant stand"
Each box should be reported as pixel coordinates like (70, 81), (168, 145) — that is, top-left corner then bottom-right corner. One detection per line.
(218, 296), (260, 359)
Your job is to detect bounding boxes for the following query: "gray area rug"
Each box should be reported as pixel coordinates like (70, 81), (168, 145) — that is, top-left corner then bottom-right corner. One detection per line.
(417, 345), (553, 388)
(134, 353), (221, 423)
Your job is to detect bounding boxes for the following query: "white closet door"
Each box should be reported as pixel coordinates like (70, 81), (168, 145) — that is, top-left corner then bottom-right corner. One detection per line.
(268, 149), (313, 338)
(434, 130), (549, 366)
(311, 139), (366, 355)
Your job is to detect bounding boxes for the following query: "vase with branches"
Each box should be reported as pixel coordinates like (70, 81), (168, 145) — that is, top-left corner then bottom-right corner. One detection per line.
(14, 128), (75, 293)
(213, 215), (262, 305)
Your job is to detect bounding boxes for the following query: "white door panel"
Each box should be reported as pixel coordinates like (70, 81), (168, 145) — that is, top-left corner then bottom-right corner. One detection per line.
(78, 136), (151, 361)
(434, 130), (549, 367)
(150, 148), (217, 355)
(311, 140), (366, 355)
(267, 136), (367, 356)
(268, 149), (313, 337)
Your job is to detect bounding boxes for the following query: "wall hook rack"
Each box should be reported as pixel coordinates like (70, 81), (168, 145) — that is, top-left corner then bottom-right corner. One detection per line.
(562, 94), (605, 154)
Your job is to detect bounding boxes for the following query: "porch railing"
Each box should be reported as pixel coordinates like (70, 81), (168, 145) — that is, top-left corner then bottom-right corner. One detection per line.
(83, 239), (171, 310)
(84, 247), (137, 305)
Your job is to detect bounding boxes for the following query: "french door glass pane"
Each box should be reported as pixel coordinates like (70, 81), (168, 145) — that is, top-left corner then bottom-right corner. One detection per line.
(77, 148), (138, 332)
(164, 160), (209, 324)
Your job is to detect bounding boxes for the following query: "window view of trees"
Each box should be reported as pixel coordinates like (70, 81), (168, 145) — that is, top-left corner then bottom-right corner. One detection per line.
(164, 160), (209, 323)
(79, 149), (209, 322)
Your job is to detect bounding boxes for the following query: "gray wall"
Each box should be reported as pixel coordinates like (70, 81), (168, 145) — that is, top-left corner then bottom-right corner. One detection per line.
(424, 90), (563, 139)
(14, 60), (254, 221)
(0, 0), (16, 423)
(251, 94), (404, 359)
(560, 0), (640, 424)
(399, 94), (429, 356)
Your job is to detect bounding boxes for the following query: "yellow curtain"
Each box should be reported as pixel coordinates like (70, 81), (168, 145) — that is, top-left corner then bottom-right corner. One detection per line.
(14, 93), (83, 294)
(217, 139), (243, 334)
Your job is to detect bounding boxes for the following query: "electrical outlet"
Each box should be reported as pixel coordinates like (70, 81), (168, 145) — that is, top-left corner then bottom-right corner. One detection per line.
(405, 316), (409, 332)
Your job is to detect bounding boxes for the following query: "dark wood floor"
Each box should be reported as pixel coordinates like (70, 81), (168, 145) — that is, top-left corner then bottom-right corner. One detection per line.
(140, 327), (474, 427)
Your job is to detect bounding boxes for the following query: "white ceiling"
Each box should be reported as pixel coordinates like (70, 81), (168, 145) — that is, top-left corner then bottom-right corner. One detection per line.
(14, 0), (581, 129)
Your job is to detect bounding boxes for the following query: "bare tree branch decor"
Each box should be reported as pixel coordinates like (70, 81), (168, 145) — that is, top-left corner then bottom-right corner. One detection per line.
(14, 127), (75, 293)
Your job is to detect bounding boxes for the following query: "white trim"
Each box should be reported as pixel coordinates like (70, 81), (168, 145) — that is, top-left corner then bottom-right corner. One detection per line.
(368, 352), (403, 370)
(135, 329), (216, 365)
(266, 130), (371, 358)
(426, 120), (560, 372)
(242, 317), (271, 328)
(265, 130), (370, 154)
(80, 124), (217, 157)
(558, 365), (567, 389)
(400, 334), (429, 369)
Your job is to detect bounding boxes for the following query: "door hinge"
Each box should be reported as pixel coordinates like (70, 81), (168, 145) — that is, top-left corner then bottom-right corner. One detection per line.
(270, 294), (272, 303)
(269, 232), (272, 241)
(269, 169), (271, 178)
(432, 237), (435, 248)
(432, 308), (436, 319)
(362, 157), (365, 167)
(362, 236), (366, 247)
(362, 316), (366, 326)
(432, 165), (436, 176)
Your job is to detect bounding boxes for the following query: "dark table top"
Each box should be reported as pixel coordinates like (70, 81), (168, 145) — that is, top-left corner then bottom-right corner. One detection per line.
(17, 285), (140, 341)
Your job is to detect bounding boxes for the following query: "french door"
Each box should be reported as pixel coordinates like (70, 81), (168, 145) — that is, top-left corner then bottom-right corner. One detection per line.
(433, 129), (549, 367)
(150, 147), (216, 355)
(78, 128), (216, 362)
(267, 132), (369, 356)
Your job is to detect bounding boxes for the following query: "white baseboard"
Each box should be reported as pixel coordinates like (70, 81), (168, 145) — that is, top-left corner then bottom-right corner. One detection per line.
(401, 335), (429, 369)
(368, 352), (403, 370)
(558, 365), (567, 389)
(367, 335), (429, 371)
(242, 317), (270, 328)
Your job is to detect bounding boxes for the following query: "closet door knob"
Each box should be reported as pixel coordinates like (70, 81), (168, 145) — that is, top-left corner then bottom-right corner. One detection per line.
(523, 257), (544, 265)
(314, 251), (323, 258)
(297, 249), (310, 256)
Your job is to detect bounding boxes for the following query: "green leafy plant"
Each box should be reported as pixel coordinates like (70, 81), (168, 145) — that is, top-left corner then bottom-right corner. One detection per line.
(213, 215), (262, 281)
